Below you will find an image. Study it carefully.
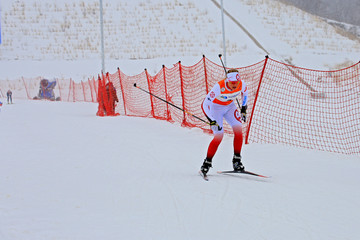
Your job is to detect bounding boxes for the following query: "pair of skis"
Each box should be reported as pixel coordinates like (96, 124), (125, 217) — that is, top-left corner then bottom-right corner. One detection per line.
(199, 169), (269, 181)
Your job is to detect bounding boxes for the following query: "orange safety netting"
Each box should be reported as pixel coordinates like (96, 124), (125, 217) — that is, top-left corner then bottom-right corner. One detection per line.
(1, 56), (359, 155)
(97, 56), (360, 155)
(0, 77), (98, 103)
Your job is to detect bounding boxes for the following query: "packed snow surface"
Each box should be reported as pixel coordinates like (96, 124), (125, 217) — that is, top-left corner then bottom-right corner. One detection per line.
(0, 100), (359, 240)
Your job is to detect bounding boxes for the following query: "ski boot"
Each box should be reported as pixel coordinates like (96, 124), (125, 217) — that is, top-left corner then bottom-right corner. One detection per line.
(200, 159), (212, 176)
(232, 154), (245, 172)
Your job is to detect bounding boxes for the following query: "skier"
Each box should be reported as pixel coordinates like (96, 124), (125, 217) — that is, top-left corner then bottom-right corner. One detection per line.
(200, 68), (248, 177)
(7, 89), (12, 104)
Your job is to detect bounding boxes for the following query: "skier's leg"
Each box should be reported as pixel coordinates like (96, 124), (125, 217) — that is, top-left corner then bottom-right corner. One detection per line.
(201, 106), (225, 174)
(224, 104), (245, 171)
(233, 125), (243, 155)
(206, 132), (224, 160)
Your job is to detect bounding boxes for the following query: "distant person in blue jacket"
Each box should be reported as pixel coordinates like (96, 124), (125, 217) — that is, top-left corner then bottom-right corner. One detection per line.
(33, 79), (60, 101)
(7, 90), (13, 104)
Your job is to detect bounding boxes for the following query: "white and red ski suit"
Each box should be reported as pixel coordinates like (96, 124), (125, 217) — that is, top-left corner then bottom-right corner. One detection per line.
(202, 75), (248, 160)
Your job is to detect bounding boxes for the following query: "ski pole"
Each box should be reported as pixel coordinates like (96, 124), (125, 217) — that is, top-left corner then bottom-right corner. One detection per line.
(218, 54), (227, 76)
(133, 83), (212, 126)
(218, 54), (243, 109)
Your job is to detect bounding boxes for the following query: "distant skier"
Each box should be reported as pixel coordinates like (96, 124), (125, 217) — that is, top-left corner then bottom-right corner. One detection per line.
(200, 69), (248, 177)
(7, 89), (12, 104)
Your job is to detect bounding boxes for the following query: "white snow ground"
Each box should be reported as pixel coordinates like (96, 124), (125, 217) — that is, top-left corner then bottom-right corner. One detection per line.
(0, 100), (359, 240)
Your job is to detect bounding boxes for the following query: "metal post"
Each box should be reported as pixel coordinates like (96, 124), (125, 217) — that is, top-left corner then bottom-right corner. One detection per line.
(220, 0), (227, 66)
(99, 0), (105, 73)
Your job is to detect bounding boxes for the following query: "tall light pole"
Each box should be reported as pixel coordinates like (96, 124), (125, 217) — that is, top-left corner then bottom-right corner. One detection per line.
(220, 0), (227, 66)
(99, 0), (105, 73)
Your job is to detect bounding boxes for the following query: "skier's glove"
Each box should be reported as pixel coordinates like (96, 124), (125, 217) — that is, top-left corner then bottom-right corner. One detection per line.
(209, 119), (222, 131)
(209, 120), (217, 126)
(241, 105), (247, 122)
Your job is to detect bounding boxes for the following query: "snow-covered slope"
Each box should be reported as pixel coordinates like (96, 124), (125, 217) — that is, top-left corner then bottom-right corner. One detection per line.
(1, 0), (360, 81)
(0, 100), (359, 240)
(1, 1), (360, 238)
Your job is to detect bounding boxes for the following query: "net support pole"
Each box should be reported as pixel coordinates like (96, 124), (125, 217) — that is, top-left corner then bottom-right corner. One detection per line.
(245, 55), (269, 144)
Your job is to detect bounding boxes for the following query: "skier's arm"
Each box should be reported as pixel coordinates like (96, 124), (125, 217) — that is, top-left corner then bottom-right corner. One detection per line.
(241, 82), (248, 106)
(240, 82), (248, 122)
